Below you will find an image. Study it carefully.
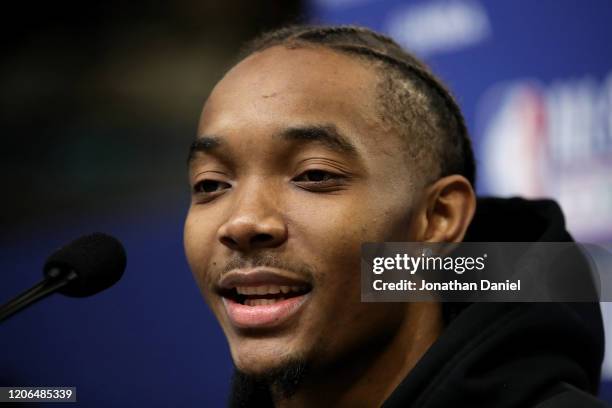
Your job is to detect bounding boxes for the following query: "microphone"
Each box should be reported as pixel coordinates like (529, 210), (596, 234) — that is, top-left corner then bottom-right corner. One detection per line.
(0, 233), (127, 323)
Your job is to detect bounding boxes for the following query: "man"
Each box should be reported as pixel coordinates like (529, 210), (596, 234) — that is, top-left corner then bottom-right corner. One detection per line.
(184, 25), (605, 407)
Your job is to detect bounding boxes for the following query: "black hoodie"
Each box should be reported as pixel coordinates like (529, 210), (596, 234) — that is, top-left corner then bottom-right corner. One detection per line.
(229, 197), (607, 407)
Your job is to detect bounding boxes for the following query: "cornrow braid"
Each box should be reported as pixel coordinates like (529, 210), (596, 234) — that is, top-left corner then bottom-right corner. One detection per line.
(239, 24), (476, 186)
(334, 43), (474, 182)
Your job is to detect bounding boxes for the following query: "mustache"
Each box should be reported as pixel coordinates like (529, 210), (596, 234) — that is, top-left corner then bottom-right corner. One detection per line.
(219, 252), (317, 280)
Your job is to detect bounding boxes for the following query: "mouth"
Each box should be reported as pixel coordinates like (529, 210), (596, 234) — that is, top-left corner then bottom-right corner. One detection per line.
(217, 270), (313, 329)
(221, 284), (311, 306)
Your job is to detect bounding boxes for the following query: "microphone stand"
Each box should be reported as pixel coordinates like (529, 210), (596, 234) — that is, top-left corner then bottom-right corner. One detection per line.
(0, 269), (77, 322)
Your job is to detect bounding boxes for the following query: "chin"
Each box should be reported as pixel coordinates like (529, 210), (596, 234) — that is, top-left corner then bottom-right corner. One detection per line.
(233, 355), (277, 376)
(230, 340), (300, 375)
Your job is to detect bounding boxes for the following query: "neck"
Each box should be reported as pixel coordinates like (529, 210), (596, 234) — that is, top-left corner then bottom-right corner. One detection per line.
(272, 302), (443, 408)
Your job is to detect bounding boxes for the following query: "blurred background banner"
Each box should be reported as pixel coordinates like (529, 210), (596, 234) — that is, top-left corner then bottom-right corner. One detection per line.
(1, 0), (611, 406)
(309, 0), (612, 242)
(309, 0), (612, 400)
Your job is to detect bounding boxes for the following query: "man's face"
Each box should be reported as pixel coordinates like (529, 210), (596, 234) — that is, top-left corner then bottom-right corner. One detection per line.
(184, 45), (420, 375)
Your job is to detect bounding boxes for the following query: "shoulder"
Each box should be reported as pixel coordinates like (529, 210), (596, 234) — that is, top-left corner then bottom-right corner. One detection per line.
(534, 383), (609, 408)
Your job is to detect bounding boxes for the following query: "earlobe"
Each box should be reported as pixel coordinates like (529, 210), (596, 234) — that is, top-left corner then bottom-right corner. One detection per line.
(421, 175), (476, 243)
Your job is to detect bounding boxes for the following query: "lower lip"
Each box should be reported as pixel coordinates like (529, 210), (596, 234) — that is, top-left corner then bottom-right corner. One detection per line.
(222, 294), (309, 329)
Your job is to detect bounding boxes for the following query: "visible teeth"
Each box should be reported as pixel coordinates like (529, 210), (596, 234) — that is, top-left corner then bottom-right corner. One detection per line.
(245, 298), (278, 306)
(236, 287), (255, 295)
(236, 285), (305, 295)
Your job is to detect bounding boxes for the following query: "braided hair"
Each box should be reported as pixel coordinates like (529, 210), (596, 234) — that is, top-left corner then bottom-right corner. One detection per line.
(238, 24), (476, 186)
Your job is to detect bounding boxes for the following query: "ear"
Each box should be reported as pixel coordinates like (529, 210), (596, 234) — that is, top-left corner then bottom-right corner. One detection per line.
(409, 175), (476, 243)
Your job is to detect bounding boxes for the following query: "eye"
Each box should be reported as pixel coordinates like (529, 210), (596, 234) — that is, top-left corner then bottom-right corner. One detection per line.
(296, 170), (334, 182)
(193, 179), (231, 195)
(292, 169), (348, 191)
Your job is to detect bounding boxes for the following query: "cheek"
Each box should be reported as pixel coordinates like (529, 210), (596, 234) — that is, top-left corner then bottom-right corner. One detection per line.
(286, 193), (411, 311)
(288, 203), (363, 276)
(286, 197), (404, 304)
(184, 209), (218, 289)
(289, 194), (410, 260)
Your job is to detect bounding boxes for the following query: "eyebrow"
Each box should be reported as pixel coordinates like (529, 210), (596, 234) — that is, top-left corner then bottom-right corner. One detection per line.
(187, 136), (222, 163)
(187, 124), (358, 163)
(278, 125), (358, 156)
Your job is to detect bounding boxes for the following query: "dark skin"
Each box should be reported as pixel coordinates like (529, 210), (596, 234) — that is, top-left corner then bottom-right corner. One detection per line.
(184, 45), (476, 407)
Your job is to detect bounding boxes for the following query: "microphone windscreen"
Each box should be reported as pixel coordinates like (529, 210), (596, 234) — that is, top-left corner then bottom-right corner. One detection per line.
(43, 233), (127, 297)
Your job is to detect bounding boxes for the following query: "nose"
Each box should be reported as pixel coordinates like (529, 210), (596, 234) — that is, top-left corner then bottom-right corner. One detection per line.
(217, 184), (288, 252)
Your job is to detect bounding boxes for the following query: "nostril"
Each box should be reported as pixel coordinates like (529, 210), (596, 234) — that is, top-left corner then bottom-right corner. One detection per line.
(218, 223), (286, 251)
(251, 233), (274, 246)
(250, 234), (274, 248)
(219, 234), (275, 250)
(220, 236), (239, 249)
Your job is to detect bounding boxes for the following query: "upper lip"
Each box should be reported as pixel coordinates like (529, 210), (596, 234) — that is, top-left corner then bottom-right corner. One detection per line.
(216, 268), (312, 294)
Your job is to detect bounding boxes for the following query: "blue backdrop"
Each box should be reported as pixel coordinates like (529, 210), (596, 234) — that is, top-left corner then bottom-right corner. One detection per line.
(309, 0), (612, 400)
(1, 1), (611, 406)
(1, 206), (233, 406)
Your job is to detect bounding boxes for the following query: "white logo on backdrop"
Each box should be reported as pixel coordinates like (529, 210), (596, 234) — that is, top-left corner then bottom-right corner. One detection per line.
(385, 0), (491, 56)
(313, 0), (376, 9)
(477, 72), (612, 240)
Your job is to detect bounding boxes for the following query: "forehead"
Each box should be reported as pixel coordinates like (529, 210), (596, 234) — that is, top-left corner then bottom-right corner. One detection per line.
(198, 45), (399, 154)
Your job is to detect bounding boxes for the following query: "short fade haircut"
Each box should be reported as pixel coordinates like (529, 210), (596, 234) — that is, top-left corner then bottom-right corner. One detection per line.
(237, 24), (476, 187)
